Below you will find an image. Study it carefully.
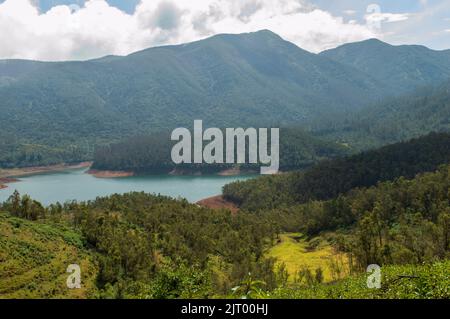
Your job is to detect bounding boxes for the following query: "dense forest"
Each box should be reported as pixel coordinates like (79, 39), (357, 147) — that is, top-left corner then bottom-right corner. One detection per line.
(0, 192), (281, 298)
(314, 81), (450, 150)
(91, 128), (348, 174)
(1, 162), (449, 298)
(0, 135), (95, 169)
(2, 32), (450, 169)
(256, 165), (450, 263)
(320, 39), (450, 95)
(0, 31), (387, 169)
(223, 132), (450, 210)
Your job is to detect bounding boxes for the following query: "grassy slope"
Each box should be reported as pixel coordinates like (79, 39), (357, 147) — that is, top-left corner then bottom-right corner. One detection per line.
(266, 233), (348, 283)
(0, 212), (98, 299)
(270, 260), (450, 299)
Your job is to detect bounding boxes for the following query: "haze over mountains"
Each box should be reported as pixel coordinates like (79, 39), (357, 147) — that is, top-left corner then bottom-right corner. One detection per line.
(1, 30), (450, 166)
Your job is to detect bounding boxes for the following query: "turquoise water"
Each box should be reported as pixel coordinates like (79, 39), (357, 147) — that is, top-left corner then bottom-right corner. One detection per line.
(0, 168), (252, 206)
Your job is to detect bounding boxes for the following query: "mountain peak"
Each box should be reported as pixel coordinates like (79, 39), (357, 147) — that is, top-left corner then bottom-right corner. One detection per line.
(251, 29), (282, 38)
(208, 29), (284, 42)
(359, 38), (390, 46)
(320, 36), (450, 94)
(321, 38), (391, 55)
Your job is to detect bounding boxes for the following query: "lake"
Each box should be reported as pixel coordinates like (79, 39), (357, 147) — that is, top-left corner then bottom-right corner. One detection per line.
(0, 168), (253, 206)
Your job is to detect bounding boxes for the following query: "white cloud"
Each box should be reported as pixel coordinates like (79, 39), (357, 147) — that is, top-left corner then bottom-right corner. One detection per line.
(343, 10), (356, 16)
(365, 12), (410, 24)
(0, 0), (380, 61)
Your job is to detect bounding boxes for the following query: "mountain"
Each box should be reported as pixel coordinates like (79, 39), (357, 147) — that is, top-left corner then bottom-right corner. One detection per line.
(316, 80), (450, 150)
(321, 38), (450, 94)
(0, 30), (388, 142)
(1, 31), (450, 168)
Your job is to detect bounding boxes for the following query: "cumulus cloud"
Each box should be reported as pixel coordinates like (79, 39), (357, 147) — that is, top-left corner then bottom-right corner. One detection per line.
(365, 12), (410, 24)
(0, 0), (382, 61)
(343, 10), (356, 16)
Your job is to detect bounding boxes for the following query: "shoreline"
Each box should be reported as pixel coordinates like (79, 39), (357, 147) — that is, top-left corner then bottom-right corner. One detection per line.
(0, 162), (92, 189)
(168, 167), (257, 177)
(217, 167), (242, 176)
(196, 195), (239, 214)
(89, 167), (256, 178)
(87, 169), (135, 178)
(0, 162), (254, 189)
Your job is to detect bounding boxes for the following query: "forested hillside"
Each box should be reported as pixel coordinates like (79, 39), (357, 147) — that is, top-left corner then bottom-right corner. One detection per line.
(315, 81), (450, 150)
(1, 163), (449, 299)
(0, 212), (98, 298)
(1, 191), (281, 298)
(261, 164), (450, 258)
(321, 38), (450, 94)
(3, 31), (450, 168)
(91, 128), (349, 174)
(223, 132), (450, 210)
(270, 261), (449, 299)
(0, 30), (390, 168)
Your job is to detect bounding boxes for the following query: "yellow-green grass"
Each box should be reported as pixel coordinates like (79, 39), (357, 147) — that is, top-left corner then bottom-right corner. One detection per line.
(267, 233), (348, 283)
(0, 212), (98, 299)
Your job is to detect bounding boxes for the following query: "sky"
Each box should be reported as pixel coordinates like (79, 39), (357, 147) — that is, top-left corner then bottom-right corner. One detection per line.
(0, 0), (449, 61)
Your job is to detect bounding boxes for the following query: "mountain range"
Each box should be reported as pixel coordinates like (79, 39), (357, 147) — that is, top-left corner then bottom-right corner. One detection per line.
(1, 30), (450, 166)
(321, 39), (450, 94)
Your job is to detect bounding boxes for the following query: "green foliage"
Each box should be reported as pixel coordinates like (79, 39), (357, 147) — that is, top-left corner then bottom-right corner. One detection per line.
(231, 274), (268, 299)
(0, 212), (98, 299)
(2, 133), (449, 299)
(1, 192), (281, 298)
(1, 32), (424, 168)
(246, 164), (450, 269)
(224, 132), (450, 210)
(321, 39), (450, 95)
(265, 233), (345, 283)
(316, 81), (450, 150)
(270, 260), (450, 299)
(91, 128), (348, 174)
(0, 139), (92, 168)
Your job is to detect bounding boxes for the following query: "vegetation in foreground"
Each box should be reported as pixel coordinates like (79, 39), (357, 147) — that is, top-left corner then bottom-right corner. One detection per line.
(0, 213), (98, 299)
(270, 260), (449, 299)
(0, 192), (281, 299)
(1, 164), (448, 299)
(266, 233), (348, 283)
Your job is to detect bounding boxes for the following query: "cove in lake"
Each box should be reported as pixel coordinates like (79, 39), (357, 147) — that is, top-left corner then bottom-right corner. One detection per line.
(0, 168), (252, 206)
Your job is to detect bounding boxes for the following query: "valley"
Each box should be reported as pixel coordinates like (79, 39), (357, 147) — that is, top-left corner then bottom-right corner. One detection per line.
(0, 30), (449, 300)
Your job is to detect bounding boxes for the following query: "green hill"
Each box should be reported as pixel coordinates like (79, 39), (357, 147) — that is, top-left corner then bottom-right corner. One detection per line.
(2, 32), (450, 168)
(1, 161), (449, 299)
(0, 212), (98, 299)
(270, 260), (450, 299)
(223, 132), (450, 210)
(91, 128), (349, 174)
(315, 81), (450, 150)
(0, 31), (387, 141)
(321, 38), (450, 94)
(0, 31), (399, 168)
